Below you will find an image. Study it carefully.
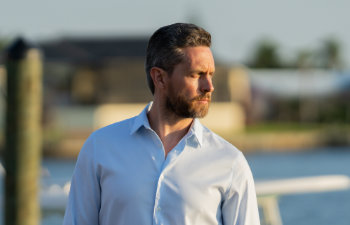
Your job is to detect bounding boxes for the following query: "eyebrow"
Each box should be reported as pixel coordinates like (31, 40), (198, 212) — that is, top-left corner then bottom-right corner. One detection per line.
(190, 69), (215, 75)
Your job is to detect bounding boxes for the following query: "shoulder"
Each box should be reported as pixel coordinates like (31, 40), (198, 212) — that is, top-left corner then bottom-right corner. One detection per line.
(77, 116), (137, 161)
(78, 116), (136, 155)
(201, 125), (242, 156)
(203, 128), (255, 194)
(89, 116), (136, 141)
(201, 125), (251, 170)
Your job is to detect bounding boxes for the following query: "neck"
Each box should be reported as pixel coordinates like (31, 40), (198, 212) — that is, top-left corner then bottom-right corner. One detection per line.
(147, 100), (193, 157)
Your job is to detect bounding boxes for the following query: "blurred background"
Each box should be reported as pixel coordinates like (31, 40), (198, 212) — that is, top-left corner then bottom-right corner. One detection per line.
(0, 0), (349, 224)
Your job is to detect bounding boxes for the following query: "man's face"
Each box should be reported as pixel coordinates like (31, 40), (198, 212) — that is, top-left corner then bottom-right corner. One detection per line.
(165, 46), (215, 118)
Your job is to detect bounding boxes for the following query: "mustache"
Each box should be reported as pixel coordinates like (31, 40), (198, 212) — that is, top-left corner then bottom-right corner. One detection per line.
(192, 93), (211, 101)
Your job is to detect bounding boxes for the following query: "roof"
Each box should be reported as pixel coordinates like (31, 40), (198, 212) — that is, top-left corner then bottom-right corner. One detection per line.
(39, 36), (149, 64)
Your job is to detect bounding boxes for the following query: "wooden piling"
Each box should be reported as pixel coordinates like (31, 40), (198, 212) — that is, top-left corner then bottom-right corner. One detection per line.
(4, 38), (43, 225)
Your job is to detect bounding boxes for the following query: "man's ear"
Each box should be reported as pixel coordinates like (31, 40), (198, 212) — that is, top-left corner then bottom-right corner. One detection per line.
(150, 67), (168, 91)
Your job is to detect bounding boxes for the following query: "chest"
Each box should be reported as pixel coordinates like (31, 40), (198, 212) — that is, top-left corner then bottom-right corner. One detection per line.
(97, 144), (233, 212)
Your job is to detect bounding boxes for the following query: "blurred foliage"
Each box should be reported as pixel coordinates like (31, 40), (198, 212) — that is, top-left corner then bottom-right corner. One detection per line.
(261, 97), (350, 124)
(246, 122), (323, 133)
(321, 124), (350, 146)
(295, 50), (314, 69)
(248, 38), (282, 68)
(247, 36), (344, 70)
(246, 121), (350, 133)
(319, 37), (342, 69)
(0, 37), (9, 52)
(0, 37), (10, 63)
(244, 122), (350, 148)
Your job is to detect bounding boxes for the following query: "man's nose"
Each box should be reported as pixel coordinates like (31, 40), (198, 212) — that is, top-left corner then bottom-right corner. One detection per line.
(200, 75), (214, 93)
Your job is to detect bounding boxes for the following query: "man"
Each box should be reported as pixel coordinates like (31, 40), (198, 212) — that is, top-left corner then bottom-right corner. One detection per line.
(63, 23), (260, 225)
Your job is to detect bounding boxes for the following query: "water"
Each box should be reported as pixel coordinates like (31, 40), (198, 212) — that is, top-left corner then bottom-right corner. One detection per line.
(246, 147), (350, 225)
(2, 147), (350, 225)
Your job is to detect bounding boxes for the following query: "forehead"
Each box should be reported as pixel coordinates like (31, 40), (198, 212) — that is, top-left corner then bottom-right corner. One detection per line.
(181, 46), (215, 70)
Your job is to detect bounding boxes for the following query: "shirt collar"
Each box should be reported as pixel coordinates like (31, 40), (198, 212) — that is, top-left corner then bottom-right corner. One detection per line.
(129, 102), (153, 135)
(130, 102), (204, 147)
(187, 118), (203, 147)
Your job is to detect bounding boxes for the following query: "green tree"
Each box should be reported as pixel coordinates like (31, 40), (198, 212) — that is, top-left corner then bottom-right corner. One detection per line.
(0, 38), (8, 51)
(320, 37), (342, 69)
(248, 38), (282, 68)
(295, 49), (314, 69)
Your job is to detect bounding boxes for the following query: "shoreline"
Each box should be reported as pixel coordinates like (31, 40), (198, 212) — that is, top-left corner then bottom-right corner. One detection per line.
(43, 129), (350, 159)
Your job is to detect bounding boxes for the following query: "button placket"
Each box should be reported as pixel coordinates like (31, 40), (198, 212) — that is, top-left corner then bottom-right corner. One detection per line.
(153, 168), (166, 224)
(153, 151), (183, 224)
(152, 129), (190, 225)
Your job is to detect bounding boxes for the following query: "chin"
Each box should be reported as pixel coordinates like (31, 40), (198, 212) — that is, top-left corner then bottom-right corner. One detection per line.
(190, 104), (209, 118)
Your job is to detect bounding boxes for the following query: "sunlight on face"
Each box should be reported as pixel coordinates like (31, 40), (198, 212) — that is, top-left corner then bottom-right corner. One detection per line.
(165, 46), (215, 118)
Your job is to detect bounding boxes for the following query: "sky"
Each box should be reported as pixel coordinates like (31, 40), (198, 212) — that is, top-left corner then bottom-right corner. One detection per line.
(1, 0), (350, 67)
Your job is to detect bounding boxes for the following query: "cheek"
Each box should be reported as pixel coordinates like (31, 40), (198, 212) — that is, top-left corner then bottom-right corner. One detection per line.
(183, 78), (199, 93)
(170, 76), (199, 98)
(179, 85), (196, 99)
(188, 82), (200, 96)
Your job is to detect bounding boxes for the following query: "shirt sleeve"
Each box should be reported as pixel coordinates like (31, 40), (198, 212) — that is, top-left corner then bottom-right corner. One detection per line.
(63, 134), (101, 225)
(221, 153), (260, 225)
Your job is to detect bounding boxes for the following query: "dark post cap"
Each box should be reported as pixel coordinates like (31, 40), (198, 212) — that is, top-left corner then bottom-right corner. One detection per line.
(6, 37), (34, 60)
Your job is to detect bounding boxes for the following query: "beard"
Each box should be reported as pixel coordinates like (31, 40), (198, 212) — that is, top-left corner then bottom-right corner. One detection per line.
(165, 91), (211, 118)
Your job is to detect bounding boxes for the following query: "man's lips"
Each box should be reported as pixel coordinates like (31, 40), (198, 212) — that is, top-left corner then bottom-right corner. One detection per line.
(193, 94), (211, 102)
(194, 97), (211, 103)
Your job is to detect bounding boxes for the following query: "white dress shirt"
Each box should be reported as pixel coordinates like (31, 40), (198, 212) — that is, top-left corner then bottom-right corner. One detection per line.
(63, 103), (260, 225)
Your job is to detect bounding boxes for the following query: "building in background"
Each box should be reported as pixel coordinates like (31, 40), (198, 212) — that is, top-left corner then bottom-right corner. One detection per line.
(244, 69), (350, 123)
(1, 37), (349, 155)
(40, 36), (232, 105)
